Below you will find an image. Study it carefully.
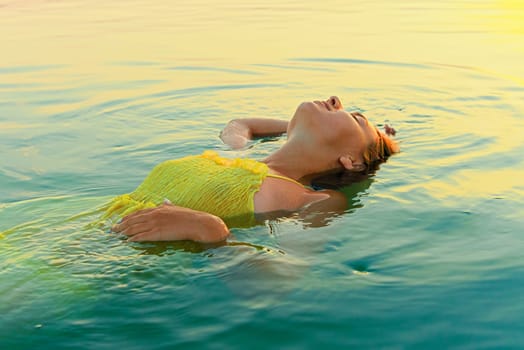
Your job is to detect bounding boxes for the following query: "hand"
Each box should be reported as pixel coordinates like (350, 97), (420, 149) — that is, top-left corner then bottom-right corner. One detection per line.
(220, 119), (250, 149)
(112, 202), (229, 243)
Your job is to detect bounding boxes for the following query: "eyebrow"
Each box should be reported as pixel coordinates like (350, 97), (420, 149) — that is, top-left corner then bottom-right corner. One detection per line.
(374, 126), (381, 138)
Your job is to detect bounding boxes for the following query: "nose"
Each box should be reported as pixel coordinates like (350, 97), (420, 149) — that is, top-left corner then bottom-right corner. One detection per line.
(328, 96), (343, 110)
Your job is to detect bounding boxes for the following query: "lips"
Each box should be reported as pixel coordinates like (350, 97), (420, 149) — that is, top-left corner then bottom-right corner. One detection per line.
(314, 100), (332, 111)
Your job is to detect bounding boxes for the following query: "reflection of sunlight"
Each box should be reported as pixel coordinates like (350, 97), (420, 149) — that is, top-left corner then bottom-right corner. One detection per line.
(0, 122), (44, 129)
(425, 169), (524, 201)
(1, 0), (523, 85)
(493, 1), (524, 34)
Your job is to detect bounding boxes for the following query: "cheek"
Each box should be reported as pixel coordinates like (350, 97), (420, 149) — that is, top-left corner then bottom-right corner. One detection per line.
(335, 118), (360, 138)
(336, 125), (368, 152)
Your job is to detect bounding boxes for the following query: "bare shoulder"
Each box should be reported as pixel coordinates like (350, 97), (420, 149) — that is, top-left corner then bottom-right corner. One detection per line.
(254, 177), (347, 214)
(254, 176), (310, 213)
(304, 189), (347, 213)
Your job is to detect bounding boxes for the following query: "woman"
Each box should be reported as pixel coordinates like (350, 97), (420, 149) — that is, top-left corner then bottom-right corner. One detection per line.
(109, 96), (398, 243)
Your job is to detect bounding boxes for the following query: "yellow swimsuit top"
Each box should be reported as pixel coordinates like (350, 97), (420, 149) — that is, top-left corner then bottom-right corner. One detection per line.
(101, 151), (302, 227)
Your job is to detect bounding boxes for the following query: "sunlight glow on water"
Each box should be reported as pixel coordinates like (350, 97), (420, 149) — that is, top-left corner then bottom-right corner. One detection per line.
(1, 0), (523, 349)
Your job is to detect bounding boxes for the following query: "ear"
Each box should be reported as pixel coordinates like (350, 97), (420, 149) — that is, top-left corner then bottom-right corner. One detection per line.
(339, 155), (366, 171)
(339, 155), (355, 170)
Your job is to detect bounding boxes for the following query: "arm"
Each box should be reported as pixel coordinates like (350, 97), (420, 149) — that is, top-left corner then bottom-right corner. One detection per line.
(220, 118), (289, 149)
(112, 202), (229, 243)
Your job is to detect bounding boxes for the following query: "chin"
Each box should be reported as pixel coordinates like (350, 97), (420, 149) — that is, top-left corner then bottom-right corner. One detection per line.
(297, 101), (313, 110)
(296, 101), (320, 115)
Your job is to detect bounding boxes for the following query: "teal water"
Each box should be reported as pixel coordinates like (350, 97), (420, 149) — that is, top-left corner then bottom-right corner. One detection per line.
(1, 1), (524, 349)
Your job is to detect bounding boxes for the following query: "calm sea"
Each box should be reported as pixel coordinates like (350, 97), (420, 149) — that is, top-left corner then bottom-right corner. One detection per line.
(1, 0), (523, 348)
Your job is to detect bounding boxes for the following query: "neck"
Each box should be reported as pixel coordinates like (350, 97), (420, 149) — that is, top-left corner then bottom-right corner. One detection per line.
(262, 141), (339, 183)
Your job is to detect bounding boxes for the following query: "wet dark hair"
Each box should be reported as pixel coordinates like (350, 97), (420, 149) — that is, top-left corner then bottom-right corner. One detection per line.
(311, 160), (382, 190)
(363, 127), (399, 167)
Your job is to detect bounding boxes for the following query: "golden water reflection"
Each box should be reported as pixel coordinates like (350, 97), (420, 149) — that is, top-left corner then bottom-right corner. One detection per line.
(1, 0), (523, 206)
(425, 169), (524, 201)
(1, 0), (523, 83)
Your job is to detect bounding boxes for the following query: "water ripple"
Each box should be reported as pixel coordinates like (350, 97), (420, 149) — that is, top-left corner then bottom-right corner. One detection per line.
(0, 64), (68, 75)
(293, 57), (433, 70)
(166, 65), (262, 76)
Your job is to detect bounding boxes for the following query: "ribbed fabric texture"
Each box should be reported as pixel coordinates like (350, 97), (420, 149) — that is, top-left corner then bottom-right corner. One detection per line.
(101, 151), (269, 227)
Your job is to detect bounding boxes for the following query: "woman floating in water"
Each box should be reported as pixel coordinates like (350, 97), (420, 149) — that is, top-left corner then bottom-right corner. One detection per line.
(108, 96), (398, 242)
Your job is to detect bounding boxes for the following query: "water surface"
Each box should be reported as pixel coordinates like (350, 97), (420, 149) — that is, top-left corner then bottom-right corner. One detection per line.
(1, 1), (523, 349)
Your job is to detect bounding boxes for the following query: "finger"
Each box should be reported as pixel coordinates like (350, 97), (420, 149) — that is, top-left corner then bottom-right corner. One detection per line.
(120, 222), (152, 237)
(120, 207), (157, 224)
(113, 211), (153, 232)
(127, 230), (156, 242)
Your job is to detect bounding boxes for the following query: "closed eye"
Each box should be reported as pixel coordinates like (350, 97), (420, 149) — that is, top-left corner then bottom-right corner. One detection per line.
(351, 112), (369, 126)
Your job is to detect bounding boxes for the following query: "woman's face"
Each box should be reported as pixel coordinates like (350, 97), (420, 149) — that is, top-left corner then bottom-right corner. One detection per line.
(287, 96), (379, 164)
